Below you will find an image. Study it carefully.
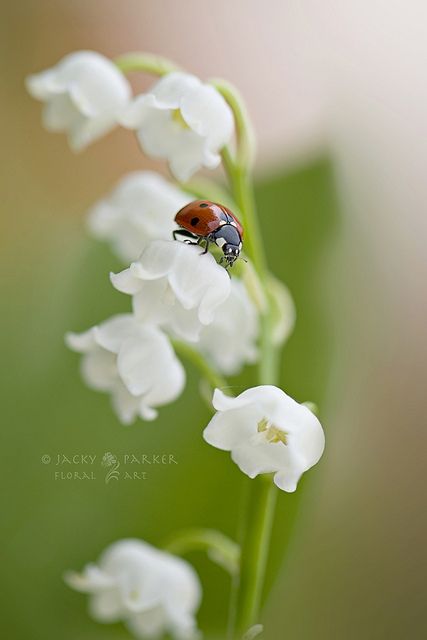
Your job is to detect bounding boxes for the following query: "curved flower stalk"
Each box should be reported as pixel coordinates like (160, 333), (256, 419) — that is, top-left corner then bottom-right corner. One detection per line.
(111, 240), (231, 342)
(26, 51), (131, 150)
(119, 72), (234, 181)
(66, 314), (185, 423)
(65, 539), (201, 640)
(88, 171), (192, 263)
(203, 386), (325, 492)
(163, 527), (241, 577)
(197, 278), (259, 376)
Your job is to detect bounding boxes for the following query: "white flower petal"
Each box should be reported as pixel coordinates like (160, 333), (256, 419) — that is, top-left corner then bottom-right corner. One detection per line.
(67, 539), (201, 639)
(88, 201), (119, 236)
(67, 314), (185, 423)
(203, 404), (261, 451)
(164, 606), (200, 640)
(64, 53), (130, 117)
(26, 51), (130, 150)
(180, 83), (234, 150)
(165, 305), (204, 343)
(65, 328), (96, 352)
(64, 564), (114, 593)
(150, 72), (201, 108)
(89, 590), (123, 622)
(42, 93), (80, 131)
(117, 326), (184, 398)
(137, 108), (179, 158)
(68, 114), (116, 151)
(212, 387), (262, 412)
(273, 469), (302, 493)
(198, 278), (259, 375)
(116, 332), (158, 396)
(142, 357), (185, 408)
(118, 71), (233, 180)
(131, 279), (176, 325)
(231, 442), (288, 478)
(26, 68), (60, 99)
(111, 383), (141, 425)
(268, 277), (296, 347)
(87, 171), (190, 262)
(167, 243), (231, 323)
(113, 240), (231, 341)
(118, 93), (158, 128)
(138, 240), (184, 279)
(158, 552), (202, 613)
(138, 403), (159, 422)
(110, 264), (147, 294)
(126, 607), (168, 639)
(93, 314), (136, 353)
(168, 130), (211, 182)
(204, 385), (325, 492)
(80, 349), (118, 391)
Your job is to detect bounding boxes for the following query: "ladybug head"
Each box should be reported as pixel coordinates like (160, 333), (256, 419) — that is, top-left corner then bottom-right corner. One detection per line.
(212, 223), (242, 268)
(223, 243), (241, 267)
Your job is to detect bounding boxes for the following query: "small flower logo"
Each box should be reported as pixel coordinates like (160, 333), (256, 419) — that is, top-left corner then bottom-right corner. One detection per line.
(101, 452), (120, 484)
(102, 452), (117, 468)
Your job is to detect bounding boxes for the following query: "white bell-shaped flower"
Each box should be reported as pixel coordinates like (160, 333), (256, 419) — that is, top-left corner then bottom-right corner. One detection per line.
(203, 386), (325, 492)
(198, 278), (259, 375)
(26, 51), (131, 151)
(65, 314), (185, 423)
(65, 539), (201, 640)
(111, 240), (231, 342)
(88, 171), (192, 262)
(119, 72), (234, 181)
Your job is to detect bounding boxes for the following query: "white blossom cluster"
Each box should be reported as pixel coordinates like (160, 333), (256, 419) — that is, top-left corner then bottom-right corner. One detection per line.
(26, 51), (260, 423)
(27, 49), (321, 491)
(26, 51), (233, 181)
(27, 51), (325, 640)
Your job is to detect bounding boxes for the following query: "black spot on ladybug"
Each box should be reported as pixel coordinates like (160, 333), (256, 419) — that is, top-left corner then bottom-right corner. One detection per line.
(191, 217), (200, 226)
(199, 203), (209, 208)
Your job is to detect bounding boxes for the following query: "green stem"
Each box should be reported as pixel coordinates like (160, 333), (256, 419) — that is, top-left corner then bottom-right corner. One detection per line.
(234, 477), (277, 637)
(258, 306), (281, 386)
(220, 98), (280, 637)
(172, 339), (227, 392)
(178, 176), (237, 210)
(163, 527), (240, 576)
(114, 52), (180, 76)
(232, 318), (279, 638)
(211, 79), (256, 168)
(222, 155), (268, 283)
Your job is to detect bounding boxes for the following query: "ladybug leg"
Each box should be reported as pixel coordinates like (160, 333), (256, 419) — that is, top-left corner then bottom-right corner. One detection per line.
(173, 229), (199, 244)
(199, 233), (216, 255)
(219, 256), (232, 277)
(200, 238), (211, 255)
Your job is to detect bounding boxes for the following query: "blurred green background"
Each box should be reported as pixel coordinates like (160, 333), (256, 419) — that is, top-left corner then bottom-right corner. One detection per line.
(2, 2), (427, 640)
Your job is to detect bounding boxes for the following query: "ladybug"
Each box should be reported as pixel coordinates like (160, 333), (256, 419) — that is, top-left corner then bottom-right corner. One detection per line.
(173, 200), (244, 267)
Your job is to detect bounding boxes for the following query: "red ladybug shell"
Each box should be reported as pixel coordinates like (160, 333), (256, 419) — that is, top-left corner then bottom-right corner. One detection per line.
(175, 200), (244, 238)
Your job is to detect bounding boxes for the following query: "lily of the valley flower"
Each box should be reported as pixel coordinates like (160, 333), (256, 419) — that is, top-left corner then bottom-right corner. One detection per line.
(111, 240), (231, 342)
(65, 539), (201, 640)
(119, 72), (234, 181)
(198, 278), (259, 375)
(66, 314), (185, 423)
(26, 51), (131, 151)
(88, 171), (192, 262)
(203, 386), (325, 492)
